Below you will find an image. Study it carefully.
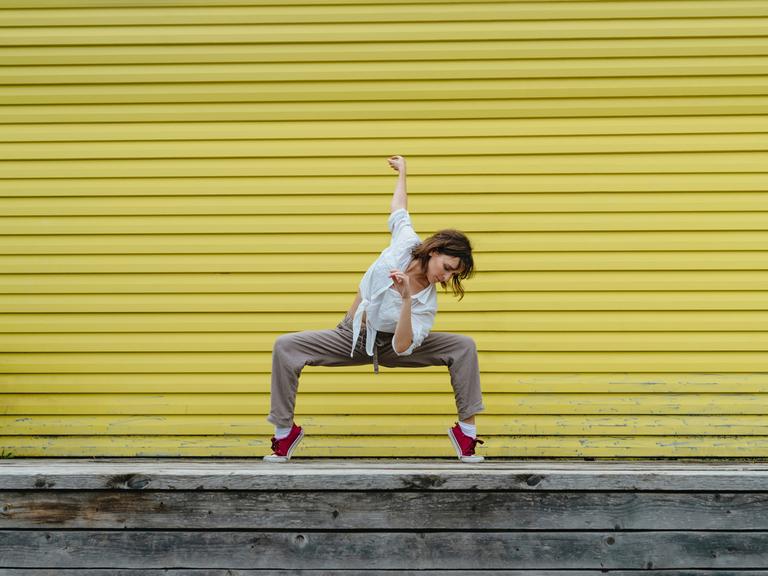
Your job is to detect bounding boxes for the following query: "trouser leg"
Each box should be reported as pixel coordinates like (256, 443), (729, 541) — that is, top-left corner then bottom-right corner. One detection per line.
(376, 331), (485, 421)
(267, 316), (371, 428)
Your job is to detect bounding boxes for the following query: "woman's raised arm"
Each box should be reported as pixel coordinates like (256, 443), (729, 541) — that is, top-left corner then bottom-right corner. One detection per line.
(387, 155), (407, 214)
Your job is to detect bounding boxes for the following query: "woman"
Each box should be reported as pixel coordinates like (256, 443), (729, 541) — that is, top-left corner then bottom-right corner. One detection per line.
(264, 155), (486, 463)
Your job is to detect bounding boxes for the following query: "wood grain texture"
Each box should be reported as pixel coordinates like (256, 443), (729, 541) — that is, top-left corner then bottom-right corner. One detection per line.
(0, 568), (768, 576)
(2, 530), (767, 569)
(2, 459), (768, 490)
(2, 459), (768, 571)
(1, 490), (766, 530)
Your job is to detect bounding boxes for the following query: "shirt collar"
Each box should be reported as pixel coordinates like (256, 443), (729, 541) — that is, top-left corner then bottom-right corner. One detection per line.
(398, 242), (433, 304)
(411, 282), (434, 304)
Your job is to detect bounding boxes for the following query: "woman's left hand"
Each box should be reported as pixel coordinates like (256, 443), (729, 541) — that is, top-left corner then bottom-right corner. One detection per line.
(388, 268), (412, 299)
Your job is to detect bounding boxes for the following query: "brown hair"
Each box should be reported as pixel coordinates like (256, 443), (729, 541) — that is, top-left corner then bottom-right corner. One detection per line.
(409, 229), (475, 301)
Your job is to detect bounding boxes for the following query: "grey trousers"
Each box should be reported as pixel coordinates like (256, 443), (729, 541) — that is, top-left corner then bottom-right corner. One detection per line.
(267, 314), (486, 428)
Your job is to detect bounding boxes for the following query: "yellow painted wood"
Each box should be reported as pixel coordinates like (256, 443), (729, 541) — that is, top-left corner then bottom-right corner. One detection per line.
(5, 133), (768, 160)
(1, 0), (546, 5)
(4, 414), (768, 436)
(3, 372), (768, 394)
(1, 393), (766, 415)
(7, 230), (768, 254)
(4, 173), (768, 198)
(5, 252), (768, 276)
(6, 211), (768, 234)
(2, 96), (767, 124)
(3, 291), (768, 312)
(3, 331), (768, 353)
(4, 2), (768, 28)
(3, 435), (768, 459)
(2, 0), (767, 458)
(4, 77), (768, 107)
(3, 38), (768, 67)
(7, 57), (768, 85)
(2, 154), (768, 178)
(4, 117), (768, 142)
(0, 250), (768, 276)
(4, 350), (768, 373)
(4, 272), (768, 294)
(13, 191), (768, 218)
(4, 311), (768, 333)
(2, 19), (767, 48)
(1, 0), (762, 7)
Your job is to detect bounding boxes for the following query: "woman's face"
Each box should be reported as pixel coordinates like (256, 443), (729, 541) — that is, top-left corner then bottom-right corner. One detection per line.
(426, 250), (463, 285)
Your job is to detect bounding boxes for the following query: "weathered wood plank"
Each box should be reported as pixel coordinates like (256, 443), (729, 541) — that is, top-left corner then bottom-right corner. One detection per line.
(1, 459), (768, 490)
(1, 490), (765, 530)
(1, 531), (767, 569)
(2, 571), (768, 576)
(4, 571), (768, 576)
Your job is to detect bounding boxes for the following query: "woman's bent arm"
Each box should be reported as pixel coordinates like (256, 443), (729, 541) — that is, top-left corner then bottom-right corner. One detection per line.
(393, 296), (413, 353)
(347, 289), (362, 321)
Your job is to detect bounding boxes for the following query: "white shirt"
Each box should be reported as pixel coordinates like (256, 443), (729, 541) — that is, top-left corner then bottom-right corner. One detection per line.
(350, 208), (438, 365)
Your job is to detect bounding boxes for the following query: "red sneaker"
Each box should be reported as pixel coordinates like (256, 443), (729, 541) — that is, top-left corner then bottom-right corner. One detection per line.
(263, 423), (304, 462)
(448, 422), (485, 463)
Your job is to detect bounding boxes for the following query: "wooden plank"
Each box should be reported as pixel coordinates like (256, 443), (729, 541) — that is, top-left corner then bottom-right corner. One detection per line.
(1, 19), (766, 47)
(6, 209), (768, 235)
(3, 570), (767, 576)
(5, 132), (768, 158)
(2, 393), (766, 415)
(3, 173), (768, 197)
(1, 530), (767, 569)
(11, 253), (768, 278)
(2, 571), (768, 576)
(5, 434), (768, 458)
(3, 151), (768, 176)
(3, 370), (768, 394)
(3, 116), (768, 142)
(9, 56), (768, 85)
(33, 229), (768, 256)
(9, 331), (768, 354)
(4, 414), (768, 437)
(4, 3), (768, 26)
(1, 490), (765, 530)
(1, 460), (768, 491)
(2, 37), (768, 67)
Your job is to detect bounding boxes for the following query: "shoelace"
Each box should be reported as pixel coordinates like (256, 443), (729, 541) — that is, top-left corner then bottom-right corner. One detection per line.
(270, 436), (281, 453)
(467, 437), (485, 455)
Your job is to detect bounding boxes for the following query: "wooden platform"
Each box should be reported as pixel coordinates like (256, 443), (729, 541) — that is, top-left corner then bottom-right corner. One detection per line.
(2, 458), (768, 574)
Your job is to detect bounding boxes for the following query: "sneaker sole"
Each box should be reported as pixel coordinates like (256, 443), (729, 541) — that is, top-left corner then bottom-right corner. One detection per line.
(263, 428), (304, 463)
(447, 428), (484, 463)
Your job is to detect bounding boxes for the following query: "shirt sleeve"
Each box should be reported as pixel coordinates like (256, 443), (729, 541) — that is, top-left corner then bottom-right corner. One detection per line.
(388, 208), (420, 248)
(391, 306), (436, 356)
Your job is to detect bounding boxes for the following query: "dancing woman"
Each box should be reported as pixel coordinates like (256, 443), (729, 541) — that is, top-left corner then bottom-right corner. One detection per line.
(264, 155), (485, 462)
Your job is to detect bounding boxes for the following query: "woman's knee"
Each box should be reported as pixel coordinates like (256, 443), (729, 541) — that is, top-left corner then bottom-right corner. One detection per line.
(273, 333), (301, 360)
(272, 334), (308, 379)
(456, 334), (477, 354)
(442, 334), (476, 366)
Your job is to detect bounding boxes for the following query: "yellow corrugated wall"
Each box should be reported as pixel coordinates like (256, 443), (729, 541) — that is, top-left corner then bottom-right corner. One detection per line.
(1, 0), (768, 458)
